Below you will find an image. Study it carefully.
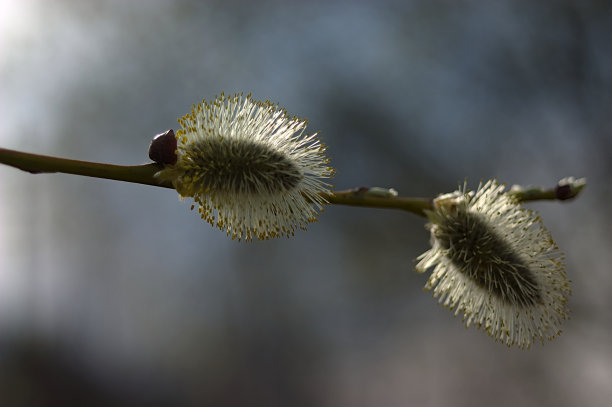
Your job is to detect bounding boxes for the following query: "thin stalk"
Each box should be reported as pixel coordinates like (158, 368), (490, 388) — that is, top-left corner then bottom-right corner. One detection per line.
(0, 147), (585, 218)
(321, 189), (432, 216)
(0, 148), (172, 189)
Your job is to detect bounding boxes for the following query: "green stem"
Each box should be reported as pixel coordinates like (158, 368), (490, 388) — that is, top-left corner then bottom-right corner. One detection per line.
(0, 147), (585, 217)
(321, 189), (432, 216)
(0, 147), (172, 189)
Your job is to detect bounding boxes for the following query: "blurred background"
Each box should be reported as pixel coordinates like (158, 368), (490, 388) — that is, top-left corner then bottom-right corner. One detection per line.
(0, 1), (610, 406)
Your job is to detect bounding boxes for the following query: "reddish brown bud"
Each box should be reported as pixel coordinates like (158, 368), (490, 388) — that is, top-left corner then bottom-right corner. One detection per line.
(555, 184), (572, 200)
(149, 129), (177, 165)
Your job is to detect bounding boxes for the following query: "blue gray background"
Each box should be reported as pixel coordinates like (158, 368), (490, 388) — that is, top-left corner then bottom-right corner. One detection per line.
(1, 1), (610, 406)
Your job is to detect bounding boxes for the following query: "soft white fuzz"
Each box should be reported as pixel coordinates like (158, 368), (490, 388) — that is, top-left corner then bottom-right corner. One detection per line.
(157, 93), (334, 241)
(416, 180), (570, 349)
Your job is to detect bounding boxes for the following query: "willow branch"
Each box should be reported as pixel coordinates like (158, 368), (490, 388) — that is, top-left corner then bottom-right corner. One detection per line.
(0, 147), (172, 188)
(0, 147), (586, 217)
